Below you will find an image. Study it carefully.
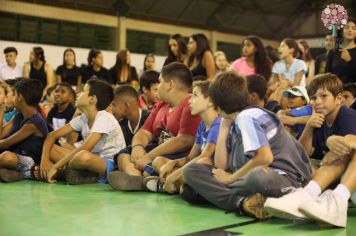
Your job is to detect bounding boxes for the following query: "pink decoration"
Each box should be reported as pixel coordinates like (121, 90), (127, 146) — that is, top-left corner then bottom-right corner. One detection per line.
(320, 3), (348, 30)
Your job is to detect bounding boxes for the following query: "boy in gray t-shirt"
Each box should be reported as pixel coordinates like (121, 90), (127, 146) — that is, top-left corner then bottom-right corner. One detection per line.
(181, 72), (311, 219)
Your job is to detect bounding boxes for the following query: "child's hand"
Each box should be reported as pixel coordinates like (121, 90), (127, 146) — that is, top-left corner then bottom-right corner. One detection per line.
(40, 159), (53, 180)
(321, 151), (349, 166)
(159, 160), (176, 182)
(326, 135), (352, 156)
(47, 167), (58, 184)
(279, 114), (295, 126)
(164, 174), (179, 193)
(340, 49), (352, 62)
(134, 155), (151, 171)
(212, 168), (234, 185)
(306, 112), (324, 129)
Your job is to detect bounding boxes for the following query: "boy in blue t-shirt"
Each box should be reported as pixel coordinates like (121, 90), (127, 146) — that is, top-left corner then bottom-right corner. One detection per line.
(278, 86), (311, 139)
(0, 79), (48, 182)
(144, 80), (221, 193)
(181, 72), (311, 219)
(265, 73), (356, 227)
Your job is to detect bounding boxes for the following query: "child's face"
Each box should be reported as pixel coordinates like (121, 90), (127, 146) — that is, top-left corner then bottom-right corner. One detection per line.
(287, 95), (306, 109)
(5, 87), (15, 108)
(64, 51), (75, 66)
(0, 87), (6, 105)
(5, 52), (17, 67)
(189, 87), (210, 116)
(75, 84), (90, 108)
(92, 53), (103, 67)
(310, 88), (342, 117)
(187, 37), (197, 54)
(54, 86), (72, 105)
(145, 56), (155, 70)
(111, 96), (126, 120)
(47, 90), (56, 104)
(278, 41), (292, 59)
(242, 40), (256, 57)
(169, 39), (179, 56)
(215, 55), (228, 70)
(343, 21), (356, 41)
(143, 83), (159, 104)
(342, 91), (355, 107)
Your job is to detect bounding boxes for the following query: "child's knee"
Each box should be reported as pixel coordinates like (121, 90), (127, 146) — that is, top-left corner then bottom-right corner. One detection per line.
(0, 151), (18, 166)
(69, 150), (91, 168)
(152, 156), (166, 172)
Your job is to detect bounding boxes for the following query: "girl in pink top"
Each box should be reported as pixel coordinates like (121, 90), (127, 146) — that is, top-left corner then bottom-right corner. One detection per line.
(230, 35), (272, 81)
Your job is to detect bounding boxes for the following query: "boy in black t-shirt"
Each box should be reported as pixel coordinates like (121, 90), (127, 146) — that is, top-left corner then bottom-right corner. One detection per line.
(46, 82), (76, 131)
(0, 79), (48, 182)
(112, 85), (150, 146)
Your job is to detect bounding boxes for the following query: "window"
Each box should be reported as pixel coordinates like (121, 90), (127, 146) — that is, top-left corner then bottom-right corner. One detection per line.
(127, 30), (169, 56)
(0, 12), (116, 50)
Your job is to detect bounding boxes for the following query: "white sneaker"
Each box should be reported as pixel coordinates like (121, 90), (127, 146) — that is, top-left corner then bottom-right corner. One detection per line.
(299, 190), (347, 227)
(264, 188), (313, 220)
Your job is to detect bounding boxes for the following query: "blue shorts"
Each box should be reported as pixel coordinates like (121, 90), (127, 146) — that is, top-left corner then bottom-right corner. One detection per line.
(114, 144), (188, 176)
(97, 157), (117, 184)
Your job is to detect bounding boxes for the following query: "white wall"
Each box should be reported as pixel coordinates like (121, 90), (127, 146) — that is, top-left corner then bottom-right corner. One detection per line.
(0, 40), (167, 72)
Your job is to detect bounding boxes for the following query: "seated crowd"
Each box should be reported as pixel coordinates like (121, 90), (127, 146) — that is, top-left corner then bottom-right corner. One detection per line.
(0, 17), (356, 228)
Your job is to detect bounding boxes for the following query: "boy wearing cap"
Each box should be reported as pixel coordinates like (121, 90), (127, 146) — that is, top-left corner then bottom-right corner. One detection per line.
(278, 86), (311, 139)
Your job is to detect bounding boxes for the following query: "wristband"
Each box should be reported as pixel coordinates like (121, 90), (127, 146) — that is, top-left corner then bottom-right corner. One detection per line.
(132, 144), (145, 150)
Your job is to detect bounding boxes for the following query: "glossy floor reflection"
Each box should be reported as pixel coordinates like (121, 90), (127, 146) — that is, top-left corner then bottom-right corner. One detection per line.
(0, 181), (355, 236)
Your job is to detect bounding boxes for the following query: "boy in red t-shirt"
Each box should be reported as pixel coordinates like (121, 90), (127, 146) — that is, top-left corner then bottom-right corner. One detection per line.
(108, 62), (201, 191)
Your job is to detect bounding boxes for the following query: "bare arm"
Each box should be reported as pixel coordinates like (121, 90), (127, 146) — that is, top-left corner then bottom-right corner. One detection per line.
(144, 133), (195, 161)
(203, 51), (216, 79)
(23, 63), (30, 78)
(0, 108), (14, 139)
(214, 118), (232, 170)
(294, 71), (304, 86)
(230, 146), (273, 181)
(0, 124), (41, 149)
(56, 75), (62, 83)
(213, 146), (273, 185)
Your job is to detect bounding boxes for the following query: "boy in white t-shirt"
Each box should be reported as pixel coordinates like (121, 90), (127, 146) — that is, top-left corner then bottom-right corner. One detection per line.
(40, 79), (126, 184)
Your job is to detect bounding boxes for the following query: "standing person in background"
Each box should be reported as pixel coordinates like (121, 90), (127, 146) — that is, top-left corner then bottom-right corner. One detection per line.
(214, 51), (230, 76)
(326, 17), (356, 84)
(164, 34), (188, 66)
(230, 35), (272, 81)
(23, 47), (55, 98)
(186, 33), (216, 79)
(55, 48), (81, 93)
(298, 40), (315, 85)
(315, 35), (335, 75)
(110, 49), (138, 86)
(81, 49), (111, 86)
(0, 47), (22, 81)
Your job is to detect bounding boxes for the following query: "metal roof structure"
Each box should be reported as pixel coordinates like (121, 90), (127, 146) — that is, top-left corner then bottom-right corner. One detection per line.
(16, 0), (356, 40)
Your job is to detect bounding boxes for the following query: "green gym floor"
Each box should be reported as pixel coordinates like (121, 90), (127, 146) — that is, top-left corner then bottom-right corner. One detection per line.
(1, 181), (355, 236)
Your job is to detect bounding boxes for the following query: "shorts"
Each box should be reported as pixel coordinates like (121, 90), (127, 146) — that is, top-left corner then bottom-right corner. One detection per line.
(15, 154), (35, 179)
(97, 157), (117, 184)
(114, 144), (187, 176)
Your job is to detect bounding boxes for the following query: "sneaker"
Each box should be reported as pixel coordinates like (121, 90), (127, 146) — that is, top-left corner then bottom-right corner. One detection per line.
(264, 188), (312, 220)
(299, 190), (347, 227)
(242, 193), (268, 219)
(108, 171), (145, 191)
(143, 176), (165, 193)
(65, 169), (99, 185)
(0, 169), (22, 183)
